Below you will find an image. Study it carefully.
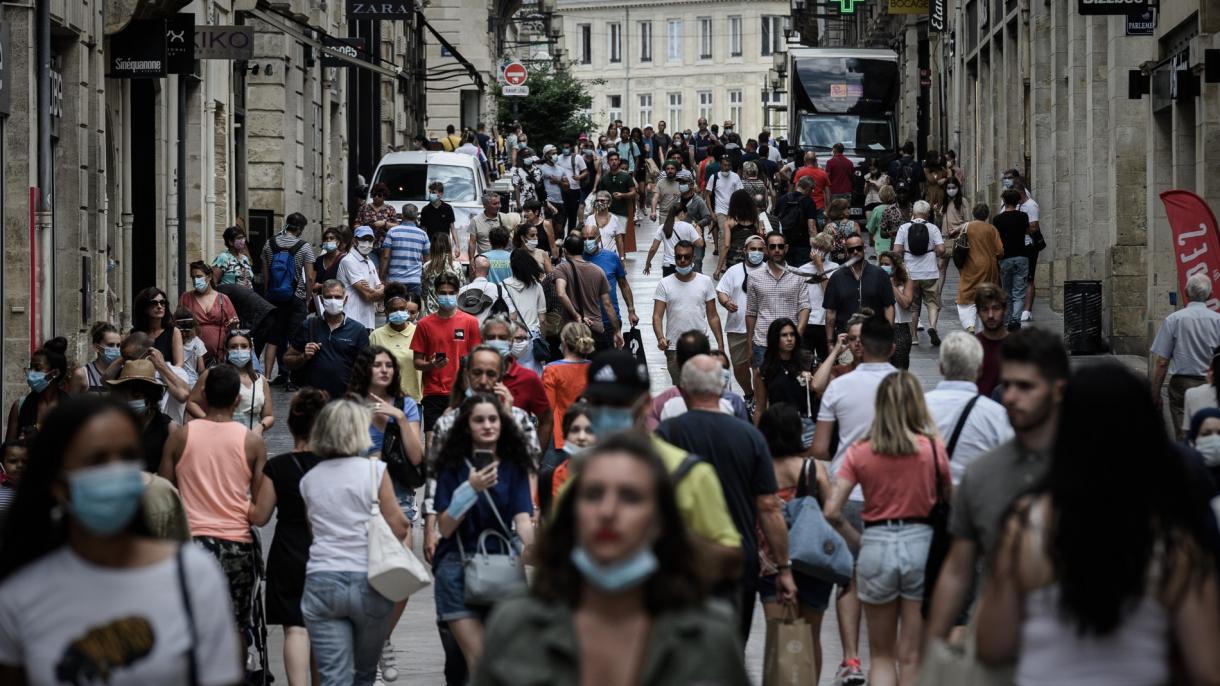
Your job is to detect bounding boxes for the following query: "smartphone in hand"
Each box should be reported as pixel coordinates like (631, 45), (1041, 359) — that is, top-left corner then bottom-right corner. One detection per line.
(472, 449), (494, 470)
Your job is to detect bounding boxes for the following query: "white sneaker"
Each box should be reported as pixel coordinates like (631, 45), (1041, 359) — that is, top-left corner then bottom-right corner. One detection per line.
(1021, 310), (1032, 322)
(379, 640), (399, 682)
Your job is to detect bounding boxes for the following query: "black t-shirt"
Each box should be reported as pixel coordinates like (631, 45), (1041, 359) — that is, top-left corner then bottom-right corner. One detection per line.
(992, 210), (1030, 260)
(288, 315), (370, 399)
(823, 262), (896, 332)
(655, 410), (778, 557)
(420, 202), (457, 240)
(141, 413), (174, 473)
(215, 283), (275, 328)
(775, 191), (818, 248)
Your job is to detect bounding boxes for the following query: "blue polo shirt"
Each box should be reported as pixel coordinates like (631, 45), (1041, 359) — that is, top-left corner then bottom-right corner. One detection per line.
(384, 222), (431, 285)
(585, 249), (627, 329)
(289, 314), (370, 399)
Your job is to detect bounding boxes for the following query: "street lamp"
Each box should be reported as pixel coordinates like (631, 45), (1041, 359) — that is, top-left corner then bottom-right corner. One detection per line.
(773, 49), (787, 74)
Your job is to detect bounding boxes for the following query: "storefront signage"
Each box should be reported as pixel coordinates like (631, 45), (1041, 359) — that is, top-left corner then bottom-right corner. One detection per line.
(346, 1), (415, 19)
(108, 18), (167, 78)
(1125, 8), (1157, 35)
(166, 14), (195, 75)
(321, 36), (366, 67)
(195, 26), (254, 60)
(930, 0), (947, 31)
(1078, 0), (1148, 15)
(888, 0), (929, 15)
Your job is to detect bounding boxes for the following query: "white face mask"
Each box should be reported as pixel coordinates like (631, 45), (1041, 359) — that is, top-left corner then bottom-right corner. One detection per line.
(356, 241), (374, 256)
(322, 297), (345, 315)
(525, 239), (538, 250)
(947, 188), (959, 198)
(1196, 434), (1220, 467)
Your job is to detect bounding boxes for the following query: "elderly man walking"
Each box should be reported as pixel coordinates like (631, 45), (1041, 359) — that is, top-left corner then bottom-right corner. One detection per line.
(923, 332), (1013, 483)
(1150, 273), (1220, 438)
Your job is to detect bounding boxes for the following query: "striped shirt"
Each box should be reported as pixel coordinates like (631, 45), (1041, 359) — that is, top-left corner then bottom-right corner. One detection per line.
(384, 222), (431, 284)
(745, 265), (811, 347)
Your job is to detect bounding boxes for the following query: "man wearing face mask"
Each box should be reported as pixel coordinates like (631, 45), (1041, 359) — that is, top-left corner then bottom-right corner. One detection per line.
(540, 145), (569, 225)
(580, 222), (639, 336)
(652, 241), (724, 385)
(717, 235), (768, 401)
(651, 160), (683, 223)
(557, 139), (589, 232)
(512, 148), (543, 210)
(555, 234), (623, 352)
(595, 152), (637, 251)
(678, 170), (713, 270)
(481, 316), (552, 443)
(337, 226), (385, 330)
(420, 182), (460, 256)
(283, 280), (370, 400)
(410, 274), (483, 440)
(260, 212), (316, 385)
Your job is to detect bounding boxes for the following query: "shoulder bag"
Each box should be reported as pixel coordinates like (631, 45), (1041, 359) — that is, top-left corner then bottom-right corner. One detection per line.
(381, 398), (426, 490)
(367, 459), (432, 601)
(921, 395), (979, 616)
(785, 459), (854, 586)
(457, 461), (528, 605)
(952, 224), (972, 270)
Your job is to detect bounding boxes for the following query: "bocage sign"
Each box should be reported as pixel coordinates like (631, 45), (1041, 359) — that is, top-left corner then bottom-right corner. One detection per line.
(888, 0), (929, 15)
(346, 0), (415, 19)
(1078, 0), (1148, 15)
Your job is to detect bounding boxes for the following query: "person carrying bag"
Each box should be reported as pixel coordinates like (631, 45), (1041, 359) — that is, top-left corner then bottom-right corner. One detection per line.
(367, 459), (431, 602)
(456, 460), (527, 605)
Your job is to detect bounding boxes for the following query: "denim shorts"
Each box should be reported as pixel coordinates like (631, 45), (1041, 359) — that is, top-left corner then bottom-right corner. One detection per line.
(433, 551), (477, 623)
(752, 343), (767, 368)
(758, 569), (834, 611)
(855, 522), (933, 604)
(391, 480), (419, 522)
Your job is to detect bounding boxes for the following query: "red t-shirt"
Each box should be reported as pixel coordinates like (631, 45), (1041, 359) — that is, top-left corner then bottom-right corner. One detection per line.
(976, 333), (1004, 397)
(838, 434), (951, 523)
(794, 166), (831, 209)
(503, 361), (551, 424)
(825, 154), (855, 195)
(409, 311), (482, 397)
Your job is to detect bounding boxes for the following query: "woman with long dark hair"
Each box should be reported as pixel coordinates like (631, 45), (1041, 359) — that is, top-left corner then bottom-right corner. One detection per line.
(512, 221), (552, 272)
(432, 393), (536, 674)
(976, 364), (1220, 684)
(249, 388), (329, 686)
(6, 337), (71, 442)
(715, 189), (760, 277)
(754, 318), (817, 450)
(0, 397), (242, 683)
(187, 329), (274, 433)
(879, 251), (915, 369)
(503, 248), (547, 335)
(132, 286), (184, 366)
(474, 432), (748, 685)
(421, 232), (467, 316)
(935, 176), (970, 301)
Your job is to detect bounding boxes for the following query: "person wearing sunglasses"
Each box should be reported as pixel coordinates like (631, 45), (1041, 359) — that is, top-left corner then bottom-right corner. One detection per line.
(744, 232), (810, 373)
(356, 181), (398, 237)
(822, 234), (895, 347)
(131, 287), (184, 367)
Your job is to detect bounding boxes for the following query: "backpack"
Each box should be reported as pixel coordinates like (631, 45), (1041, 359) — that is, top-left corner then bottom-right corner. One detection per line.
(778, 192), (807, 241)
(906, 219), (931, 256)
(458, 282), (508, 317)
(266, 239), (305, 303)
(893, 156), (917, 188)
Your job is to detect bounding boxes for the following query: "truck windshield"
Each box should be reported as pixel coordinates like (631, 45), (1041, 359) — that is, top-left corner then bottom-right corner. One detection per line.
(798, 114), (893, 153)
(373, 164), (478, 202)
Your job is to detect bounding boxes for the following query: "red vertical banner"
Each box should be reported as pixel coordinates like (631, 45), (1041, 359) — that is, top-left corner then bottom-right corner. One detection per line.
(1161, 189), (1220, 311)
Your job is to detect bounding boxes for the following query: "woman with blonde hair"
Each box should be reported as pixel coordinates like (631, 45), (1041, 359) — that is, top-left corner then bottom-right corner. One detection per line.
(825, 368), (951, 686)
(867, 185), (896, 252)
(541, 322), (595, 451)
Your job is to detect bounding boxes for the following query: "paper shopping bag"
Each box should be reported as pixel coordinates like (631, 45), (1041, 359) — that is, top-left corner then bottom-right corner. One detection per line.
(762, 615), (815, 686)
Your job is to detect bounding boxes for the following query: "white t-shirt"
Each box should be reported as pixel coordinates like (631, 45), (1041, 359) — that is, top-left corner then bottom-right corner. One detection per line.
(459, 277), (517, 325)
(716, 262), (764, 334)
(1019, 196), (1040, 247)
(708, 171), (744, 215)
(796, 257), (839, 326)
(0, 545), (242, 686)
(894, 220), (944, 281)
(337, 251), (382, 329)
(654, 273), (717, 349)
(818, 362), (898, 502)
(767, 145), (783, 163)
(161, 365), (192, 425)
(652, 221), (700, 266)
(584, 214), (623, 252)
(301, 457), (386, 575)
(557, 153), (587, 186)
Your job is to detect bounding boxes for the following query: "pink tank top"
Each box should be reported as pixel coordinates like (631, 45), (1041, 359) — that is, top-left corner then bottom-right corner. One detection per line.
(177, 420), (253, 542)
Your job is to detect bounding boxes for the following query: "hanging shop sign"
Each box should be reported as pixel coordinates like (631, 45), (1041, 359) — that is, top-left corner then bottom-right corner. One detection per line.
(347, 1), (415, 19)
(888, 0), (929, 15)
(195, 26), (254, 60)
(930, 0), (947, 31)
(1078, 0), (1148, 15)
(109, 18), (167, 78)
(321, 36), (366, 67)
(166, 14), (195, 75)
(1126, 8), (1157, 35)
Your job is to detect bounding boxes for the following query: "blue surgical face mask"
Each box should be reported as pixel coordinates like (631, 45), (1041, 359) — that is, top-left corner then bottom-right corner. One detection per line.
(26, 370), (51, 394)
(428, 193), (440, 203)
(228, 349), (252, 368)
(746, 249), (765, 266)
(678, 184), (690, 193)
(193, 276), (208, 293)
(68, 462), (146, 536)
(588, 406), (635, 436)
(881, 265), (893, 275)
(584, 239), (599, 255)
(570, 546), (658, 592)
(437, 294), (458, 310)
(486, 339), (511, 357)
(99, 346), (121, 363)
(322, 241), (339, 253)
(721, 369), (732, 388)
(1002, 178), (1014, 190)
(387, 310), (410, 326)
(675, 264), (694, 276)
(126, 398), (148, 414)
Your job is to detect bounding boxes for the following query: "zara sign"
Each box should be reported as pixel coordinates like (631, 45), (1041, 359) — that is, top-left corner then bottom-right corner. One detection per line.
(346, 1), (415, 19)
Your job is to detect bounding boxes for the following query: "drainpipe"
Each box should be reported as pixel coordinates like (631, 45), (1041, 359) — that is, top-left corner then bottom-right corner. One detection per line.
(121, 80), (134, 331)
(36, 0), (51, 344)
(178, 75), (188, 290)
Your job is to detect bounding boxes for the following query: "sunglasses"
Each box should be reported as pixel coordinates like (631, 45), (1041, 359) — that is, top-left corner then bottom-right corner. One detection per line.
(150, 299), (167, 306)
(767, 244), (786, 250)
(847, 246), (865, 254)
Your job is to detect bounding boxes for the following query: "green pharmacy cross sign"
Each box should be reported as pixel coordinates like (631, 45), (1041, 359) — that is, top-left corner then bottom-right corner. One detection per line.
(831, 0), (862, 12)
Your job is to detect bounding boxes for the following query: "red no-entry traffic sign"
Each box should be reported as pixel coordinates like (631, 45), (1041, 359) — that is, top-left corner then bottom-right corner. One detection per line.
(504, 61), (528, 86)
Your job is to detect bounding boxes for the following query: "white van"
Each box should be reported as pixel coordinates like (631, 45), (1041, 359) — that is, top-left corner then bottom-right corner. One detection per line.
(369, 151), (490, 264)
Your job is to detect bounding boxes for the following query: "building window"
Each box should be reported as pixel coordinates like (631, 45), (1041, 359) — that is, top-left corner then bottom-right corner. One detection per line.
(728, 89), (743, 127)
(698, 17), (712, 60)
(667, 92), (682, 130)
(638, 94), (652, 127)
(728, 16), (742, 57)
(761, 15), (788, 57)
(607, 95), (622, 124)
(608, 23), (621, 63)
(579, 24), (591, 64)
(698, 90), (712, 122)
(639, 21), (652, 63)
(667, 19), (682, 63)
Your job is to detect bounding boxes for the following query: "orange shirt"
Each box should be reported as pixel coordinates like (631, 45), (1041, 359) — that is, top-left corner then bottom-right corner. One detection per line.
(541, 360), (590, 449)
(176, 420), (252, 542)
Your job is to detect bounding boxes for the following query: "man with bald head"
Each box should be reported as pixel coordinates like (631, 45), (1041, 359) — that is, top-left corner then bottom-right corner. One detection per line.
(457, 254), (516, 325)
(656, 354), (793, 641)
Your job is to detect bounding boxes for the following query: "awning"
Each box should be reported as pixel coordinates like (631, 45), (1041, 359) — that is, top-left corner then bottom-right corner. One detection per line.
(244, 5), (405, 80)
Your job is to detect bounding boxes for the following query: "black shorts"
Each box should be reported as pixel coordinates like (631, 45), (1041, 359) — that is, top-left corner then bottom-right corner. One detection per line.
(269, 298), (306, 348)
(1027, 250), (1038, 281)
(422, 394), (450, 433)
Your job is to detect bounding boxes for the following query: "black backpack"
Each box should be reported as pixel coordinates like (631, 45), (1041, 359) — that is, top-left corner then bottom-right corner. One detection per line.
(778, 192), (807, 241)
(906, 219), (931, 256)
(893, 157), (917, 189)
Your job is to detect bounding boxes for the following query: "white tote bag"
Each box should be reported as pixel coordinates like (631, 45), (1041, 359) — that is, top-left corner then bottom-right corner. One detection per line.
(367, 459), (432, 601)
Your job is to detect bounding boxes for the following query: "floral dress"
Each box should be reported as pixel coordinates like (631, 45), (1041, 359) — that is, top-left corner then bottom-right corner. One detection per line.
(420, 260), (468, 315)
(211, 251), (254, 288)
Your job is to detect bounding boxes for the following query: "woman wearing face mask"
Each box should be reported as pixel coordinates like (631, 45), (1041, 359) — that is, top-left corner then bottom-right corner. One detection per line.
(74, 321), (122, 394)
(584, 191), (622, 256)
(433, 393), (536, 674)
(716, 234), (767, 401)
(936, 177), (970, 299)
(741, 161), (772, 216)
(863, 158), (890, 214)
(1184, 349), (1220, 439)
(879, 251), (914, 369)
(512, 221), (553, 272)
(211, 225), (255, 288)
(6, 338), (71, 442)
(313, 226), (352, 299)
(186, 330), (274, 434)
(421, 233), (468, 316)
(797, 233), (840, 367)
(370, 282), (424, 402)
(0, 397), (243, 685)
(643, 203), (702, 277)
(542, 322), (595, 453)
(867, 185), (896, 253)
(716, 189), (761, 277)
(105, 359), (172, 473)
(922, 150), (948, 208)
(474, 432), (749, 686)
(1187, 407), (1220, 485)
(537, 402), (596, 519)
(178, 261), (239, 361)
(879, 184), (913, 254)
(504, 249), (547, 336)
(132, 286), (185, 367)
(753, 319), (817, 451)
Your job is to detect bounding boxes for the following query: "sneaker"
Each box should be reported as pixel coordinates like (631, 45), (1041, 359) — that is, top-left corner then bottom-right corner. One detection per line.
(379, 641), (399, 682)
(928, 328), (941, 346)
(1021, 310), (1033, 322)
(835, 658), (866, 686)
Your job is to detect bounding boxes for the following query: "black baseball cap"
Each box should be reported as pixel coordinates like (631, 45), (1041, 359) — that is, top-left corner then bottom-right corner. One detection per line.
(585, 350), (650, 406)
